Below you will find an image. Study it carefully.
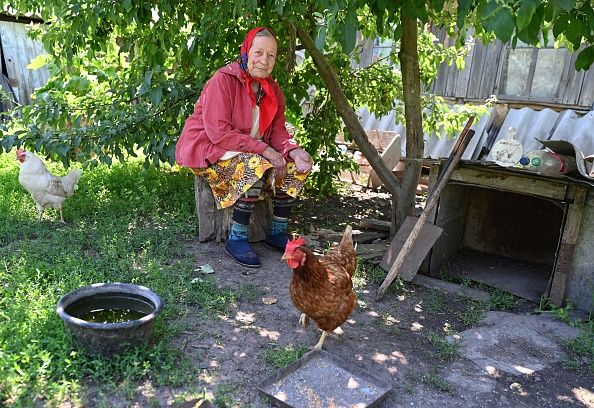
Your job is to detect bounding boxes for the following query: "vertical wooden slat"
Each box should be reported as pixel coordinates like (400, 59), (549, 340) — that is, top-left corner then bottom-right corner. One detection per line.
(478, 40), (504, 98)
(454, 38), (475, 99)
(549, 186), (587, 306)
(578, 68), (594, 107)
(466, 41), (488, 99)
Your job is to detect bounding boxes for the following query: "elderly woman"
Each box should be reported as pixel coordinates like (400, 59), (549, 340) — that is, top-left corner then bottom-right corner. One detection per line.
(176, 27), (313, 268)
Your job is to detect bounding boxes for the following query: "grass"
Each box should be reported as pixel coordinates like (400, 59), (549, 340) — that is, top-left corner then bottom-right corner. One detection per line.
(5, 149), (594, 404)
(0, 152), (229, 405)
(427, 330), (461, 361)
(262, 343), (308, 368)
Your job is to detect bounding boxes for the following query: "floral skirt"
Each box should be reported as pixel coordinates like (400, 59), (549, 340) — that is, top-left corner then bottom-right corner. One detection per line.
(191, 153), (308, 209)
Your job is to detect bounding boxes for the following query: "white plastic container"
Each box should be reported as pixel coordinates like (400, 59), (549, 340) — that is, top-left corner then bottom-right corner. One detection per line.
(520, 149), (577, 177)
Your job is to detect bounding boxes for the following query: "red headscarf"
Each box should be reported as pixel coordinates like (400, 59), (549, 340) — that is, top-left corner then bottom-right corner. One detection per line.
(238, 27), (278, 136)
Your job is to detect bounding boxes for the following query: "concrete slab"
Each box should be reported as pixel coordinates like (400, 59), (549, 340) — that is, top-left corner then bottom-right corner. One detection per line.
(449, 311), (582, 376)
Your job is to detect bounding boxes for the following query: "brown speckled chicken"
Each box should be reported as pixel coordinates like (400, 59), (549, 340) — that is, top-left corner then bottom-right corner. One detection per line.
(16, 149), (83, 223)
(282, 225), (357, 350)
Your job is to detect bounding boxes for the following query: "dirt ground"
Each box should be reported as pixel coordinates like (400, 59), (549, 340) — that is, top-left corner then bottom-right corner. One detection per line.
(158, 186), (593, 407)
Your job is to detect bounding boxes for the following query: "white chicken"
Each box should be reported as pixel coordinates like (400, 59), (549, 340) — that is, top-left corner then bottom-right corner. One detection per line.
(16, 149), (83, 223)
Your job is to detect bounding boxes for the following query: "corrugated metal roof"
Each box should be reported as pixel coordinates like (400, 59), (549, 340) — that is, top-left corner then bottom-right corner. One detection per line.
(358, 106), (594, 162)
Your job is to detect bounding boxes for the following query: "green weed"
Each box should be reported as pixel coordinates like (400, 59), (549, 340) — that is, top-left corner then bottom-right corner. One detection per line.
(427, 330), (461, 361)
(488, 288), (517, 311)
(456, 298), (488, 326)
(356, 260), (387, 285)
(262, 343), (308, 369)
(405, 368), (454, 395)
(426, 289), (445, 314)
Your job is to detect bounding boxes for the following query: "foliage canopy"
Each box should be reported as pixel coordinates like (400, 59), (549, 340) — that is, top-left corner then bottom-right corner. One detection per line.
(0, 0), (592, 195)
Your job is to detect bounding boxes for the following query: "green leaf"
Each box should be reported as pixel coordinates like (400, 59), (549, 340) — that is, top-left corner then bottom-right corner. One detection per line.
(144, 70), (153, 87)
(393, 24), (403, 41)
(556, 0), (577, 11)
(517, 10), (542, 45)
(1, 134), (14, 151)
(66, 76), (91, 92)
(339, 9), (358, 55)
(516, 0), (539, 32)
(149, 88), (163, 107)
(487, 8), (515, 44)
(26, 55), (49, 70)
(575, 45), (594, 71)
(585, 3), (594, 31)
(482, 1), (501, 21)
(565, 18), (583, 47)
(57, 145), (69, 156)
(553, 13), (570, 38)
(376, 0), (388, 11)
(315, 25), (327, 51)
(456, 0), (474, 27)
(138, 82), (149, 96)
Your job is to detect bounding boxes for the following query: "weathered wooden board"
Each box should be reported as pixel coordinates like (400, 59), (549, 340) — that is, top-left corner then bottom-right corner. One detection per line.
(549, 186), (587, 306)
(369, 133), (401, 188)
(379, 216), (443, 281)
(356, 243), (390, 263)
(450, 166), (568, 201)
(0, 21), (50, 105)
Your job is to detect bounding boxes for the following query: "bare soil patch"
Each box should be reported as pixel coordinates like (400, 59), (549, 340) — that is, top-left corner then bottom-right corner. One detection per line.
(127, 186), (594, 407)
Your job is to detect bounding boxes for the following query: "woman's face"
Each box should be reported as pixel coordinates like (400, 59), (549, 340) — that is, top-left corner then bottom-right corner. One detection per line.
(247, 35), (277, 79)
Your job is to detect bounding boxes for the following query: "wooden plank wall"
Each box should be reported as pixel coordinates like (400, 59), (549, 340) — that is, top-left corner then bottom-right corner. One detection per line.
(0, 21), (50, 105)
(428, 28), (592, 110)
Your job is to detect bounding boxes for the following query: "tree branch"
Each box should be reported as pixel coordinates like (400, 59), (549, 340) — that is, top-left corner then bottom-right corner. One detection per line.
(293, 22), (400, 196)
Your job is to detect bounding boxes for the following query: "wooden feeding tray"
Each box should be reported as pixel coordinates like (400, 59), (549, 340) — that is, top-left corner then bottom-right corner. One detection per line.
(257, 350), (392, 408)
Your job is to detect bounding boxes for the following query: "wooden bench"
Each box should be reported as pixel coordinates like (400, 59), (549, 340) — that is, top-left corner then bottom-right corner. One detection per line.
(194, 176), (272, 243)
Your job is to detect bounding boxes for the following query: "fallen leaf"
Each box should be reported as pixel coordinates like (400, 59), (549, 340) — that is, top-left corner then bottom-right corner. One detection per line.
(194, 264), (215, 274)
(262, 298), (277, 305)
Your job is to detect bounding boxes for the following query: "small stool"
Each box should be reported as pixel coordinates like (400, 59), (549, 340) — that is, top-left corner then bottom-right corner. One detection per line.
(194, 176), (272, 243)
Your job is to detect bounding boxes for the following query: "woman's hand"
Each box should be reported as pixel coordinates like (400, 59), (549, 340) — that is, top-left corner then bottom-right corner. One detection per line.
(263, 146), (288, 180)
(289, 148), (313, 174)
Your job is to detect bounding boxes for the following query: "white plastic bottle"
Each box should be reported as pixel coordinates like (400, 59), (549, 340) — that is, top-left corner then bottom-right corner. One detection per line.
(520, 149), (577, 177)
(518, 150), (542, 172)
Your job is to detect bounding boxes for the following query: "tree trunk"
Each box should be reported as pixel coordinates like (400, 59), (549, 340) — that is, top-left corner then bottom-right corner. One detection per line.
(294, 19), (426, 236)
(294, 22), (403, 234)
(397, 15), (425, 228)
(194, 176), (272, 242)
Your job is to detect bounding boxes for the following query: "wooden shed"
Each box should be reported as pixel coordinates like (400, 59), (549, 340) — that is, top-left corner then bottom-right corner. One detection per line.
(0, 13), (50, 108)
(428, 26), (594, 110)
(423, 28), (594, 311)
(357, 28), (594, 312)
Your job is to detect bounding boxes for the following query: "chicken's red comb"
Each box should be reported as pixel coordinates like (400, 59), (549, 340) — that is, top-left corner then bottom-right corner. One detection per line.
(292, 236), (306, 245)
(285, 235), (306, 251)
(16, 149), (26, 156)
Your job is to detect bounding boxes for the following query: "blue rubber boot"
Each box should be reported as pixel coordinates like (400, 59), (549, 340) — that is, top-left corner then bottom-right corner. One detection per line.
(265, 218), (289, 251)
(264, 232), (289, 251)
(225, 223), (260, 268)
(225, 239), (261, 268)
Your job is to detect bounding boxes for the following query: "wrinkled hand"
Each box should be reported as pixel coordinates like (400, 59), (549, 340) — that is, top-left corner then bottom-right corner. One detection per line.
(263, 146), (288, 180)
(289, 149), (313, 174)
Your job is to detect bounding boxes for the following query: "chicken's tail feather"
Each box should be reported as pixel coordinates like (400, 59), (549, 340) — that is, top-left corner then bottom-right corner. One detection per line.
(61, 170), (84, 196)
(341, 225), (353, 246)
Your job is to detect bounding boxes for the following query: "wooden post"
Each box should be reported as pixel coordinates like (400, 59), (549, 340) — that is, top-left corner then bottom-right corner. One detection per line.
(548, 186), (587, 306)
(376, 122), (475, 301)
(194, 176), (272, 243)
